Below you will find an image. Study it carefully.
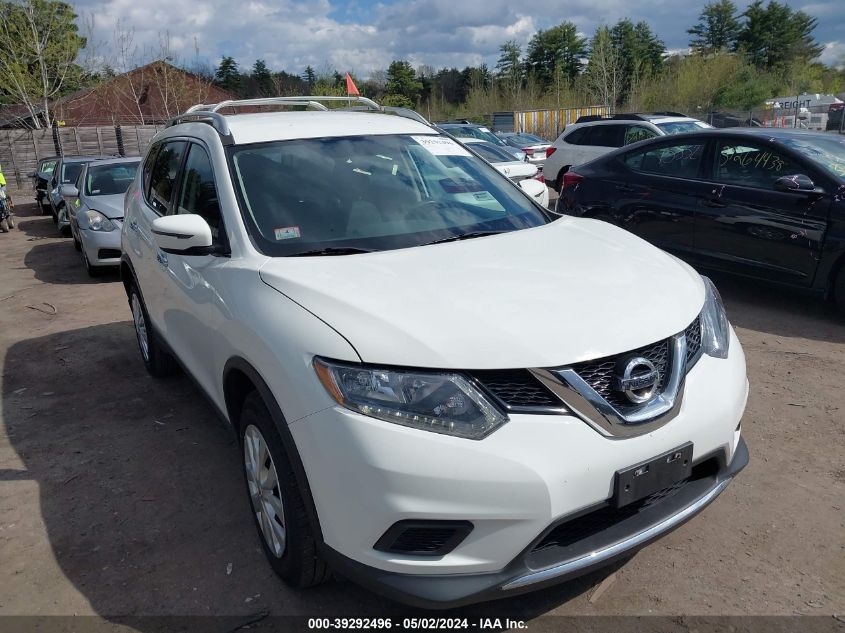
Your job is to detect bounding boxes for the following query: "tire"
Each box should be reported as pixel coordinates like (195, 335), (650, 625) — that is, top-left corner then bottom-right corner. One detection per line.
(51, 205), (58, 224)
(128, 282), (178, 377)
(240, 391), (330, 588)
(83, 249), (104, 278)
(41, 201), (50, 216)
(73, 235), (82, 251)
(834, 267), (845, 317)
(0, 219), (7, 232)
(6, 215), (14, 229)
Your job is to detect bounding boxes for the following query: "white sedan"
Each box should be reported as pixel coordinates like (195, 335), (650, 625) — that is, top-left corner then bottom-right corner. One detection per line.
(462, 138), (549, 208)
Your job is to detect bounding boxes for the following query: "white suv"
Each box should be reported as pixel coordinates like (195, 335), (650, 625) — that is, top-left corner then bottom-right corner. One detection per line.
(121, 97), (748, 608)
(544, 113), (711, 191)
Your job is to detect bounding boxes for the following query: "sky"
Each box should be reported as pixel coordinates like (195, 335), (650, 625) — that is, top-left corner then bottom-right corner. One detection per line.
(71, 0), (845, 77)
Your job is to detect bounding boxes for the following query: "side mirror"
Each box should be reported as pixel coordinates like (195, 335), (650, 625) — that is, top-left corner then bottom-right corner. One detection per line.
(59, 184), (78, 198)
(151, 214), (213, 254)
(774, 174), (817, 193)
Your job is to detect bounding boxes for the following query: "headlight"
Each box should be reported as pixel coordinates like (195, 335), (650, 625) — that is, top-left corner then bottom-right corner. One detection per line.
(85, 210), (115, 232)
(700, 276), (730, 359)
(313, 358), (507, 439)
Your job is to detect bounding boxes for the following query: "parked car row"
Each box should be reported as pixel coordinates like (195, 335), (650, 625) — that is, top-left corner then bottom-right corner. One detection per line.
(554, 126), (845, 312)
(117, 96), (748, 609)
(30, 154), (141, 276)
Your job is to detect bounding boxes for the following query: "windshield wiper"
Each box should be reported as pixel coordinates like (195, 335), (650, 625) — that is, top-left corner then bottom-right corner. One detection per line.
(288, 246), (377, 257)
(422, 231), (506, 246)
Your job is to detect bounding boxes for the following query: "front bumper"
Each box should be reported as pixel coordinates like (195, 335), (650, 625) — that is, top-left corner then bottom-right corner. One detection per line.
(80, 224), (122, 266)
(290, 330), (748, 607)
(323, 438), (748, 609)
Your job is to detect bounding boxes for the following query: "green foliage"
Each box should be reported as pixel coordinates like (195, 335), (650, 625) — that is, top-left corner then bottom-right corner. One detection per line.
(525, 22), (587, 88)
(688, 0), (741, 53)
(302, 65), (316, 89)
(609, 19), (665, 101)
(214, 56), (241, 94)
(0, 0), (86, 127)
(495, 40), (523, 96)
(737, 1), (823, 71)
(251, 59), (273, 96)
(385, 60), (422, 106)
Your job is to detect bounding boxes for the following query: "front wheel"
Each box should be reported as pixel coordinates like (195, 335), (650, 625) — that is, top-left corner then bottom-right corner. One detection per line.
(129, 283), (178, 377)
(834, 267), (845, 317)
(241, 392), (330, 588)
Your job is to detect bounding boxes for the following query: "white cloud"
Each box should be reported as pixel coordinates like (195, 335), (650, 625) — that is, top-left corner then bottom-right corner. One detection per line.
(72, 0), (845, 76)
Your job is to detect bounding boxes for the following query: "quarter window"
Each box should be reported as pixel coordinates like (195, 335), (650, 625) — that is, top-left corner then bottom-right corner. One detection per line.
(625, 142), (706, 179)
(147, 141), (186, 214)
(714, 141), (799, 189)
(175, 145), (222, 241)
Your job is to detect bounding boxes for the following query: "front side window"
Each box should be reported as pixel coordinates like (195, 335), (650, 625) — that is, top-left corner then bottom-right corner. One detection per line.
(85, 163), (140, 196)
(40, 160), (57, 174)
(147, 141), (186, 214)
(175, 145), (222, 241)
(625, 141), (706, 179)
(623, 125), (658, 146)
(714, 141), (799, 189)
(61, 162), (84, 184)
(229, 134), (548, 256)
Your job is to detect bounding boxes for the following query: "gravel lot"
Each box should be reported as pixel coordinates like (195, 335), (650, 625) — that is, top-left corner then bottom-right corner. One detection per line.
(0, 202), (843, 626)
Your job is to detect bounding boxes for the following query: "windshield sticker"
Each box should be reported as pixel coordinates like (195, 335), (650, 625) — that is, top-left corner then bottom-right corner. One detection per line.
(274, 226), (301, 240)
(412, 136), (472, 157)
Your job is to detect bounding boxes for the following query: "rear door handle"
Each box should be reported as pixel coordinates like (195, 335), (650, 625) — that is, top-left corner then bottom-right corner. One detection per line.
(129, 220), (139, 232)
(156, 252), (168, 268)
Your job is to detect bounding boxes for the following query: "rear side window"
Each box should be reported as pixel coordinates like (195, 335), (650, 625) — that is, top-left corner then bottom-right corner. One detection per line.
(625, 142), (706, 179)
(589, 125), (622, 148)
(147, 141), (186, 214)
(175, 145), (222, 242)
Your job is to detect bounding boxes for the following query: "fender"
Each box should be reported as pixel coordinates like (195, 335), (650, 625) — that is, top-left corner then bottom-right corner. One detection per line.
(223, 357), (325, 544)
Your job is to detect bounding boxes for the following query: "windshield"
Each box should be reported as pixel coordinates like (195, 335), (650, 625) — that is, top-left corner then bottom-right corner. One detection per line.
(448, 126), (507, 146)
(61, 163), (83, 184)
(510, 134), (547, 145)
(779, 135), (845, 179)
(470, 142), (517, 163)
(229, 134), (548, 256)
(657, 121), (711, 135)
(85, 162), (140, 196)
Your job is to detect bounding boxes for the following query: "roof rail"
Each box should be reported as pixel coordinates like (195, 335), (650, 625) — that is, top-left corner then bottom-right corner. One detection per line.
(170, 95), (433, 139)
(647, 111), (687, 117)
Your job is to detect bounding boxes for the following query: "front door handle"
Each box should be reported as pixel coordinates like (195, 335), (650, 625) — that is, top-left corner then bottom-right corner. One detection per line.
(129, 220), (139, 232)
(156, 252), (168, 268)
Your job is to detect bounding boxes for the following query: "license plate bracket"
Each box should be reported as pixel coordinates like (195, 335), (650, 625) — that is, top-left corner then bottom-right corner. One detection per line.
(613, 442), (693, 508)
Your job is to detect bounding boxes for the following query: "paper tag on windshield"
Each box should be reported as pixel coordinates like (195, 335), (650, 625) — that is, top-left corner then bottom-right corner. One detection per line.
(274, 226), (301, 240)
(412, 136), (471, 156)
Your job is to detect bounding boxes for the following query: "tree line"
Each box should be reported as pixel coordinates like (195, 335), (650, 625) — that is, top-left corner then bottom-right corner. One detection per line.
(1, 0), (844, 129)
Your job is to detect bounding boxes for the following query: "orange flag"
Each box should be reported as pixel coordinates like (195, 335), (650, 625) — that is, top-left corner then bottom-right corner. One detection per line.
(346, 72), (360, 96)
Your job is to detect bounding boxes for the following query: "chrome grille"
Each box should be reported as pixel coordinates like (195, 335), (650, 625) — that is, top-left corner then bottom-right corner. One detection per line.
(571, 339), (671, 409)
(685, 317), (702, 368)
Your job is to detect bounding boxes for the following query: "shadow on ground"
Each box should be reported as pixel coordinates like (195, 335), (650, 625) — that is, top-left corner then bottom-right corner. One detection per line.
(709, 272), (845, 343)
(2, 322), (614, 625)
(10, 203), (120, 285)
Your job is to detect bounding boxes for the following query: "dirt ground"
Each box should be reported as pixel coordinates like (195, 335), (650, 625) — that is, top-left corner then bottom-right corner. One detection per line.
(0, 202), (843, 627)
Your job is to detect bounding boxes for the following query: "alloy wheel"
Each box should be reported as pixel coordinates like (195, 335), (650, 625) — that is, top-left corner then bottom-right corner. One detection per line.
(131, 293), (150, 362)
(243, 424), (286, 558)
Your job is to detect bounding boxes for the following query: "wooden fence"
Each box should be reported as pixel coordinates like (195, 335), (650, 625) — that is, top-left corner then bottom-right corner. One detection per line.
(0, 124), (162, 195)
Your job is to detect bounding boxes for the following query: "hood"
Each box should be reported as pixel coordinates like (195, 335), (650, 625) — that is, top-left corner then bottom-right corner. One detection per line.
(259, 218), (705, 369)
(87, 194), (125, 219)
